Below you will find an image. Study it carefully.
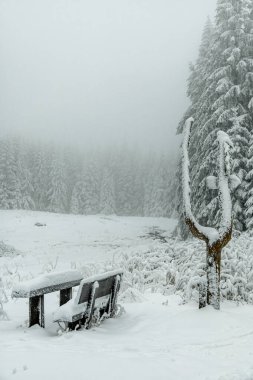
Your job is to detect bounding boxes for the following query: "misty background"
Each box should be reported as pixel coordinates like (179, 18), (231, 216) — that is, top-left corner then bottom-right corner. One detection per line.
(0, 0), (216, 152)
(0, 0), (218, 218)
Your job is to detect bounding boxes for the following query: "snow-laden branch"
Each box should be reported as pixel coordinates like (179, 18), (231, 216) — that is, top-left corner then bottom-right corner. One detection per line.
(217, 131), (233, 240)
(182, 118), (219, 244)
(182, 118), (241, 247)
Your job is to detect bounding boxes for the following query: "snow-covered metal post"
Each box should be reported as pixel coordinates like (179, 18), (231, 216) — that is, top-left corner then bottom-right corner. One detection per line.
(182, 118), (240, 310)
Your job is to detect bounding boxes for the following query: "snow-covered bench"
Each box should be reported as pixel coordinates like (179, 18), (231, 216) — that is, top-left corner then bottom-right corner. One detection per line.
(53, 269), (124, 330)
(12, 270), (83, 328)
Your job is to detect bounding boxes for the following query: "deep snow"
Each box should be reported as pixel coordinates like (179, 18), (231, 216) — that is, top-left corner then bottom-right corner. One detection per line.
(1, 210), (253, 380)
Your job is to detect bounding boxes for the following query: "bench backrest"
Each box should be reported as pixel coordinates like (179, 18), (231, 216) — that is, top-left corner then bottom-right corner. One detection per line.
(75, 269), (124, 305)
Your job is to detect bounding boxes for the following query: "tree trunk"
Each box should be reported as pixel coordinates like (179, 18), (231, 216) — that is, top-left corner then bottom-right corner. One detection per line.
(206, 244), (221, 310)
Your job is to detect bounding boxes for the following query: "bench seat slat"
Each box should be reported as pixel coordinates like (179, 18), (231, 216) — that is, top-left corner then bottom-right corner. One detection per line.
(12, 270), (83, 298)
(12, 279), (82, 298)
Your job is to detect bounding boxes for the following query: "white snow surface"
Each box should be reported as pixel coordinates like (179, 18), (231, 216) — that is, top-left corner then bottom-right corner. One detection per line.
(12, 270), (83, 297)
(53, 297), (84, 322)
(1, 210), (253, 380)
(0, 210), (174, 265)
(77, 269), (123, 288)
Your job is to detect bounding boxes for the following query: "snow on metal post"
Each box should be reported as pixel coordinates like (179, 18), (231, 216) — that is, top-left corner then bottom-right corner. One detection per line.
(182, 118), (240, 310)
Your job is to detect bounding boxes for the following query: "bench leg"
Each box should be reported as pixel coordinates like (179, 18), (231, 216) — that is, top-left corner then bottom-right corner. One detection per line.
(85, 282), (99, 329)
(110, 275), (121, 317)
(60, 287), (72, 306)
(29, 295), (44, 328)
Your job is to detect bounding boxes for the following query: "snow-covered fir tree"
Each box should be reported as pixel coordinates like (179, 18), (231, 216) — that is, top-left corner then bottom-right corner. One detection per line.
(32, 145), (50, 211)
(175, 0), (253, 236)
(99, 168), (116, 215)
(115, 150), (138, 216)
(0, 139), (9, 209)
(5, 139), (23, 209)
(70, 178), (82, 214)
(17, 146), (35, 210)
(47, 150), (68, 213)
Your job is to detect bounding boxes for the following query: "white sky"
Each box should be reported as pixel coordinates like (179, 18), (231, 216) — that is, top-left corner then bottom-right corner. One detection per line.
(0, 0), (217, 152)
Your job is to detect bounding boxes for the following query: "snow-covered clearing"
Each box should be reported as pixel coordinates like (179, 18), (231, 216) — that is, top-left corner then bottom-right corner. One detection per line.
(0, 210), (173, 268)
(1, 210), (253, 380)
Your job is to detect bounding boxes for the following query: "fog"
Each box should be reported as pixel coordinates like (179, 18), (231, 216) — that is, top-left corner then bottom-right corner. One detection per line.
(0, 0), (216, 153)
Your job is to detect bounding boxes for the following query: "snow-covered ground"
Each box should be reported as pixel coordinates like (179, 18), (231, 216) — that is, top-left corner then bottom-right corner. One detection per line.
(1, 211), (253, 380)
(0, 210), (174, 268)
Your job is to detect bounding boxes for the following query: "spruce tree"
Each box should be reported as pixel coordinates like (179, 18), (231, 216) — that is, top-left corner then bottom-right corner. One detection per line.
(47, 150), (68, 213)
(0, 139), (9, 209)
(5, 139), (22, 209)
(99, 168), (116, 215)
(176, 0), (253, 235)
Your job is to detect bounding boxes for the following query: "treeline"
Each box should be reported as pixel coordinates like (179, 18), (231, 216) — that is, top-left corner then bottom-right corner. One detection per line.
(175, 0), (253, 237)
(0, 137), (176, 217)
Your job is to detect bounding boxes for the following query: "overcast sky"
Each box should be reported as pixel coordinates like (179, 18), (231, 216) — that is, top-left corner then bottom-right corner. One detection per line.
(0, 0), (217, 153)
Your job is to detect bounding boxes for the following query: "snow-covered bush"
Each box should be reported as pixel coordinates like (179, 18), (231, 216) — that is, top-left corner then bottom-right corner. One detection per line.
(0, 241), (20, 257)
(112, 233), (253, 305)
(4, 232), (252, 308)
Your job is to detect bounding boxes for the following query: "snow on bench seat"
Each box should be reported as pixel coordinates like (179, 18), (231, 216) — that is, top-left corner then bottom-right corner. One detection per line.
(12, 270), (83, 298)
(53, 298), (85, 322)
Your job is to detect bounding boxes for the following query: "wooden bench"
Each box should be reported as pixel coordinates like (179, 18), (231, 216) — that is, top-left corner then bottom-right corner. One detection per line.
(12, 270), (83, 328)
(53, 269), (124, 330)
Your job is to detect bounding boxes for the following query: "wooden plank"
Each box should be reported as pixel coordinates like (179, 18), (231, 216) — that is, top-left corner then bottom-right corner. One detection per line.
(40, 295), (45, 328)
(29, 296), (39, 327)
(78, 275), (121, 304)
(85, 282), (99, 329)
(110, 275), (121, 317)
(12, 279), (82, 298)
(60, 287), (72, 306)
(96, 276), (116, 299)
(77, 283), (92, 304)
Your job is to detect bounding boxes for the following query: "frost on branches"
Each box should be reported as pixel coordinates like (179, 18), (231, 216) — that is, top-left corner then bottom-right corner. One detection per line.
(182, 118), (240, 310)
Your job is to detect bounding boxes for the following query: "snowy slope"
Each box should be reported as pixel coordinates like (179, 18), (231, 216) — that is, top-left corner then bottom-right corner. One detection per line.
(1, 211), (253, 380)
